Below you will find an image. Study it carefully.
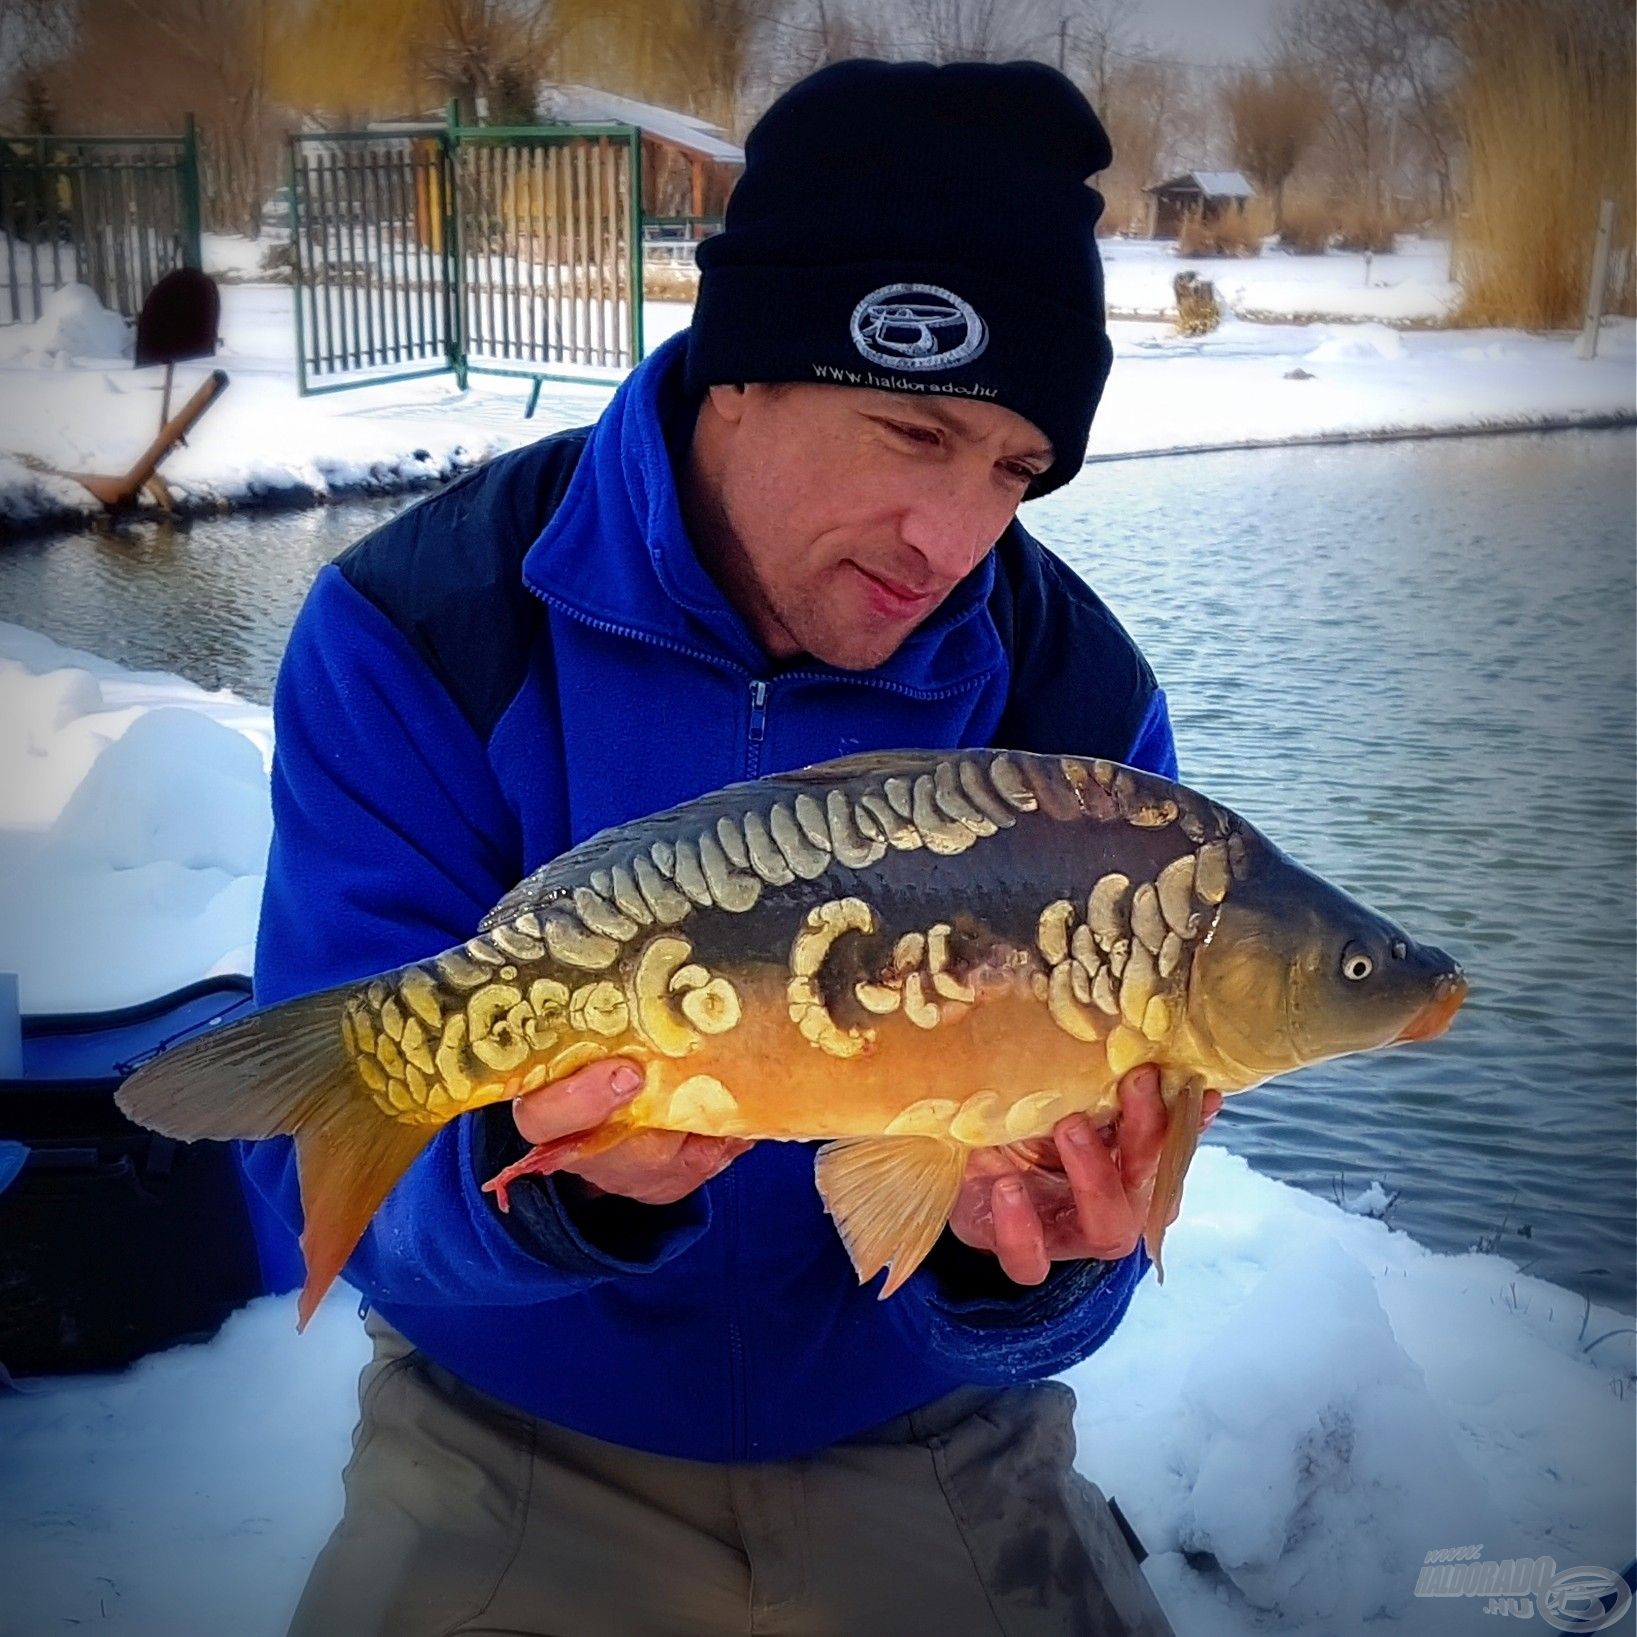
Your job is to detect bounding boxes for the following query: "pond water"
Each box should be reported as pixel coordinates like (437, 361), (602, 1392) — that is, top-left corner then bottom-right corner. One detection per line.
(2, 430), (1633, 1310)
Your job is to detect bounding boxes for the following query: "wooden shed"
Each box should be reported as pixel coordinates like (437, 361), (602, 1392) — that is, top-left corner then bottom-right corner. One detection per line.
(1144, 170), (1256, 240)
(535, 84), (743, 239)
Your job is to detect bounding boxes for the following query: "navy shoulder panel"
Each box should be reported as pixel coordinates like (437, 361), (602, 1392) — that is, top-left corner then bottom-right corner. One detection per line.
(336, 429), (591, 739)
(989, 521), (1159, 761)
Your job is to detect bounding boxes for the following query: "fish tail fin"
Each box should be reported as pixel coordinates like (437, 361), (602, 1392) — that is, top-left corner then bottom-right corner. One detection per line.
(1143, 1076), (1207, 1283)
(116, 985), (435, 1330)
(814, 1135), (968, 1299)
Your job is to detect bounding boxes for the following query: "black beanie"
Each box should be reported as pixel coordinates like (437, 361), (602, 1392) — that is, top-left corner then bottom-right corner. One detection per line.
(686, 59), (1115, 498)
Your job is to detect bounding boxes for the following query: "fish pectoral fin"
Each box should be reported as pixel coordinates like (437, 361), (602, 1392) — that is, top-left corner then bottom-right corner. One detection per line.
(813, 1135), (968, 1300)
(1142, 1075), (1207, 1284)
(481, 1120), (633, 1212)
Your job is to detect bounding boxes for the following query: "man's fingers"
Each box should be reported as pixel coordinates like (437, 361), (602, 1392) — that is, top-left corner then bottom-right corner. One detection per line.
(990, 1176), (1050, 1286)
(1112, 1066), (1166, 1196)
(513, 1057), (644, 1145)
(1055, 1115), (1140, 1259)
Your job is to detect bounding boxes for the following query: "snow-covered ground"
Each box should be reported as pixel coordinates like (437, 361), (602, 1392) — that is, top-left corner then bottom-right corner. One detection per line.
(0, 626), (1632, 1635)
(1, 248), (1630, 536)
(1100, 233), (1463, 325)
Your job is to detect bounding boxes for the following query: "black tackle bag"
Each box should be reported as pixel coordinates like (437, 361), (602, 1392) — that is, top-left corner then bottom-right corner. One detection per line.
(0, 977), (271, 1376)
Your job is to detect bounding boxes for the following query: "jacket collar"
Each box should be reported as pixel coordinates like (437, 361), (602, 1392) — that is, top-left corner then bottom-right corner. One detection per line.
(522, 331), (1003, 696)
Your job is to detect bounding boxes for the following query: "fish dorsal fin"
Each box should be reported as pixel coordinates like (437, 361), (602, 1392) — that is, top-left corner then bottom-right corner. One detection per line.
(770, 749), (945, 787)
(813, 1135), (969, 1298)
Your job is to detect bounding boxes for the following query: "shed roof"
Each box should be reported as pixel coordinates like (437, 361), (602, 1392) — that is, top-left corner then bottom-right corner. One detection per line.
(534, 84), (744, 165)
(1146, 169), (1256, 199)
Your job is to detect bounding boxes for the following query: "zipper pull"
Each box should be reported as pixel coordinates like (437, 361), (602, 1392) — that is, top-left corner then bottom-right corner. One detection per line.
(748, 679), (768, 747)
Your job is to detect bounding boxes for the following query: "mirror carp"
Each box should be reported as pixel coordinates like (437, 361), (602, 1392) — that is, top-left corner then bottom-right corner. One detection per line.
(116, 749), (1467, 1327)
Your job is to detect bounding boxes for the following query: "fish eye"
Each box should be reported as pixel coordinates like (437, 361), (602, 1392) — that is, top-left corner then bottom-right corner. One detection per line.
(1341, 943), (1375, 981)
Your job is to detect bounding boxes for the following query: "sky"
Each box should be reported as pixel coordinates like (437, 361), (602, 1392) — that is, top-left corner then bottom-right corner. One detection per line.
(1132, 0), (1281, 62)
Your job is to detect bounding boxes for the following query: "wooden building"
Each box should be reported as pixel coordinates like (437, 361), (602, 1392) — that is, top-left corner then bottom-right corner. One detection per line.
(534, 85), (743, 237)
(1144, 170), (1256, 240)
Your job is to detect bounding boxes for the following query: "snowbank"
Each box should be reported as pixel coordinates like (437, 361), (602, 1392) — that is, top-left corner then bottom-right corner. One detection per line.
(0, 628), (1630, 1635)
(0, 623), (272, 1011)
(0, 282), (131, 367)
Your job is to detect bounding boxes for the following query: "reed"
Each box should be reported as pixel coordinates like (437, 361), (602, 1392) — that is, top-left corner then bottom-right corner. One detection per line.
(1276, 195), (1333, 255)
(1454, 0), (1635, 327)
(1177, 205), (1264, 258)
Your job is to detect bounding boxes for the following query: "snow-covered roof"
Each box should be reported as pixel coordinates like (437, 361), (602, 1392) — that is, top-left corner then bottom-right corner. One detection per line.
(1147, 170), (1257, 199)
(534, 84), (744, 166)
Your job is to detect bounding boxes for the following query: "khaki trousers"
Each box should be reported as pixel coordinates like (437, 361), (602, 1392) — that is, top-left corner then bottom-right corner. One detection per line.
(289, 1309), (1174, 1637)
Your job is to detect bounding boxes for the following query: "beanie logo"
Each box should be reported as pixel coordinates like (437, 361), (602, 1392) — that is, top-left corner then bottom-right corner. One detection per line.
(850, 283), (988, 372)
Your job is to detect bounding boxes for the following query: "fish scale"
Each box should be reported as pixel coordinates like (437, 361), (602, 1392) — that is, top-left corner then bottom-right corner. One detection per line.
(116, 748), (1468, 1324)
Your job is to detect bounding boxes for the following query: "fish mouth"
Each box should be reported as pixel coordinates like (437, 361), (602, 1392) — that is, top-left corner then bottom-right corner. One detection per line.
(1395, 969), (1468, 1043)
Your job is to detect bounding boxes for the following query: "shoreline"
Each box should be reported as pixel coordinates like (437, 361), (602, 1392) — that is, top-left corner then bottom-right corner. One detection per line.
(3, 409), (1632, 545)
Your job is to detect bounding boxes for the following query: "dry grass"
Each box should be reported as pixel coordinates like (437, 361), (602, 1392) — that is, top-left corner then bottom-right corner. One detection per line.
(1277, 196), (1333, 255)
(1332, 201), (1399, 256)
(1173, 271), (1222, 334)
(1454, 0), (1635, 327)
(1177, 205), (1264, 258)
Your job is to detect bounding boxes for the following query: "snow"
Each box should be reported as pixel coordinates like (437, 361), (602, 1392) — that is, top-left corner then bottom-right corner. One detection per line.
(0, 282), (132, 367)
(2, 265), (1630, 538)
(0, 627), (1631, 1635)
(0, 1149), (1629, 1635)
(0, 623), (272, 1011)
(1100, 235), (1464, 325)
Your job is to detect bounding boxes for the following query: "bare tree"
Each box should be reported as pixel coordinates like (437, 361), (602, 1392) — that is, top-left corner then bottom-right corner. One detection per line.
(51, 0), (283, 235)
(1099, 57), (1183, 232)
(413, 0), (556, 122)
(1060, 0), (1136, 111)
(0, 0), (75, 127)
(901, 0), (1051, 64)
(1284, 0), (1411, 212)
(1221, 60), (1327, 227)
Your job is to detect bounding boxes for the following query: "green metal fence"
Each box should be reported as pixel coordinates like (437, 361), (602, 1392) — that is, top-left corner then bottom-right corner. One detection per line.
(0, 120), (202, 325)
(290, 110), (643, 396)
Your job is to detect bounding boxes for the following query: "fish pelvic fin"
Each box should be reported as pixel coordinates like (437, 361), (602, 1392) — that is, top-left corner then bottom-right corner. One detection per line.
(813, 1135), (968, 1300)
(1143, 1075), (1207, 1283)
(115, 984), (436, 1330)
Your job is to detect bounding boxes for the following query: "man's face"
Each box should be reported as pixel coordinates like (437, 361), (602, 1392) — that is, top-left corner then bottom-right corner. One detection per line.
(688, 383), (1054, 671)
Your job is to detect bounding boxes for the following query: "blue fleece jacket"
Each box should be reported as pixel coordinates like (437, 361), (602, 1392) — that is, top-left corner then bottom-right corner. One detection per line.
(247, 330), (1178, 1462)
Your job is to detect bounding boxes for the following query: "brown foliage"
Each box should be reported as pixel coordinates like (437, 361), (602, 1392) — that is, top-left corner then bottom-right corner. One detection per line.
(1221, 63), (1328, 227)
(1454, 0), (1636, 326)
(1177, 206), (1264, 258)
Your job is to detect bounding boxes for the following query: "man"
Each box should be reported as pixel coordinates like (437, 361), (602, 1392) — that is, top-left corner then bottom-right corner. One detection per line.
(250, 58), (1216, 1636)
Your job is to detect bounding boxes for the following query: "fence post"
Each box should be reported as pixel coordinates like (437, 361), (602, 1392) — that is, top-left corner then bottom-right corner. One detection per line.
(443, 99), (467, 389)
(1574, 198), (1616, 361)
(628, 127), (645, 363)
(179, 112), (203, 270)
(289, 138), (309, 395)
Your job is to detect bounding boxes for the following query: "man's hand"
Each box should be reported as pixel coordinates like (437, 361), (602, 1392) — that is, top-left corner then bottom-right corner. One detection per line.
(947, 1065), (1223, 1286)
(512, 1057), (753, 1207)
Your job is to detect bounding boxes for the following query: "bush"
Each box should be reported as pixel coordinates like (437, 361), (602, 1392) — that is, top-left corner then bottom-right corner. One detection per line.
(1177, 207), (1263, 258)
(1332, 202), (1399, 255)
(1277, 198), (1333, 255)
(1173, 271), (1222, 334)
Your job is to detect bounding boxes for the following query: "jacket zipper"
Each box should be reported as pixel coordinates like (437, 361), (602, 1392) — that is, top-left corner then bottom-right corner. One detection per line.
(746, 679), (769, 777)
